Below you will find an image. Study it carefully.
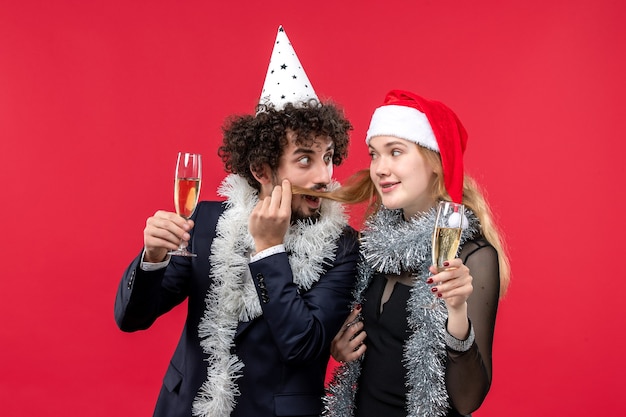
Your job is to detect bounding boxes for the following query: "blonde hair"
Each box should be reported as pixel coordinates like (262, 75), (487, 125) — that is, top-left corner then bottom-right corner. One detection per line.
(292, 145), (510, 297)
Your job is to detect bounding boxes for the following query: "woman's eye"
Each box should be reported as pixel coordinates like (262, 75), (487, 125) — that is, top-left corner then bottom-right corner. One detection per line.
(392, 149), (402, 156)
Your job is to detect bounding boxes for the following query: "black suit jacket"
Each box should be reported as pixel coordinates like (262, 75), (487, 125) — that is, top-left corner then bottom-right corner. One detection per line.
(115, 201), (359, 417)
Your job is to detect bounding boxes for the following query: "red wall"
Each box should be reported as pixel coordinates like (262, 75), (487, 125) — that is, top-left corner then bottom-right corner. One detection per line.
(1, 1), (624, 415)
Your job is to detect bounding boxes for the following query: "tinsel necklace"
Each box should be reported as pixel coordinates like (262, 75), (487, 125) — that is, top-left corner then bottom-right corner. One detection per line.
(324, 206), (479, 417)
(192, 174), (348, 417)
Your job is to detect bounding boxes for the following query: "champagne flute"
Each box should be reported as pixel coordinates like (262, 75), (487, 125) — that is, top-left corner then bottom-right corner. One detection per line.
(424, 201), (464, 309)
(167, 152), (202, 257)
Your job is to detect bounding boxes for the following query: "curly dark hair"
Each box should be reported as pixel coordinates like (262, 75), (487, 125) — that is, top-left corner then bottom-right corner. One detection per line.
(218, 99), (353, 191)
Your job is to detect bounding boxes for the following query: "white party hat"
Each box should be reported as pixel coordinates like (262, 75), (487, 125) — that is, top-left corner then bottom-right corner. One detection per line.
(259, 26), (318, 109)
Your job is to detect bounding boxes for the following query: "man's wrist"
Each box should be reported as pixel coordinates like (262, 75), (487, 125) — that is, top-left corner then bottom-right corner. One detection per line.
(140, 249), (171, 271)
(250, 244), (285, 262)
(143, 248), (168, 263)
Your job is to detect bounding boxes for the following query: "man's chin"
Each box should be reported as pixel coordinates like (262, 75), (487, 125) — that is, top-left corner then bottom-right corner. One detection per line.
(291, 207), (321, 223)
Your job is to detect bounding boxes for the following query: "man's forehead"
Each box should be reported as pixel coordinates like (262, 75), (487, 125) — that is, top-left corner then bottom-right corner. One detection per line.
(286, 130), (334, 148)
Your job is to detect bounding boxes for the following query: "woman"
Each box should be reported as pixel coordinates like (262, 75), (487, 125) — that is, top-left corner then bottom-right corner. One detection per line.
(297, 90), (510, 417)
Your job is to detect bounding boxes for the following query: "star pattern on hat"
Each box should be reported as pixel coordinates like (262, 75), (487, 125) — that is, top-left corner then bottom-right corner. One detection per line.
(259, 25), (318, 110)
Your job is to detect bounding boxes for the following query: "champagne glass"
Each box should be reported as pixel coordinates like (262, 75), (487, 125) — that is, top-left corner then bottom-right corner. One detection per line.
(167, 152), (202, 257)
(424, 201), (464, 309)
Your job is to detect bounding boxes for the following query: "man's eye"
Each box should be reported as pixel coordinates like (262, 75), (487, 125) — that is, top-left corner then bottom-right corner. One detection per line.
(299, 157), (310, 165)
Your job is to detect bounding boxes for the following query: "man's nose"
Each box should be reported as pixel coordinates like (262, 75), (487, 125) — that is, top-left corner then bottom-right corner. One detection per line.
(313, 161), (332, 185)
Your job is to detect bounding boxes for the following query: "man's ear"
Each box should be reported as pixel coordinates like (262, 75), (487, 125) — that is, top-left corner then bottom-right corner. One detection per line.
(251, 164), (272, 185)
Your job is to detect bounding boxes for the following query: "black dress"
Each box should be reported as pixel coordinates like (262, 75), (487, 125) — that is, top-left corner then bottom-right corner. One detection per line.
(354, 238), (500, 417)
(355, 273), (412, 417)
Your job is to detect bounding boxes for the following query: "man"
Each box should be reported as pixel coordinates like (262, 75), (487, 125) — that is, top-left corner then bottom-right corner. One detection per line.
(114, 26), (358, 417)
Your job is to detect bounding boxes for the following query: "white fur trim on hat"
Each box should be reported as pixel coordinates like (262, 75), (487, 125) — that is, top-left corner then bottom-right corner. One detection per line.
(365, 105), (439, 152)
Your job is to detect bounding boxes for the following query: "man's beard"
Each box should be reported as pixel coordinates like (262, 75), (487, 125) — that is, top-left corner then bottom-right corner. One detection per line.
(291, 205), (321, 224)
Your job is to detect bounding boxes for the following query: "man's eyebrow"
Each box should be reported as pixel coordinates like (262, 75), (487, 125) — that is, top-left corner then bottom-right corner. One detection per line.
(292, 142), (335, 155)
(292, 147), (315, 156)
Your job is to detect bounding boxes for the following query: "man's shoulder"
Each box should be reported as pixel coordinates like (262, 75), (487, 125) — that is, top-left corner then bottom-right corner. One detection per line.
(192, 200), (227, 223)
(340, 224), (358, 240)
(336, 225), (360, 253)
(196, 200), (227, 211)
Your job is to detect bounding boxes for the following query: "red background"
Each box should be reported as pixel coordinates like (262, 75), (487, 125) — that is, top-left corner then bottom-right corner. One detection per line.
(1, 1), (624, 415)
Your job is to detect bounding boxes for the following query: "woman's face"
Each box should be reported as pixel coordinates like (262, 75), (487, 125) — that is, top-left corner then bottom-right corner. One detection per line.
(368, 136), (436, 219)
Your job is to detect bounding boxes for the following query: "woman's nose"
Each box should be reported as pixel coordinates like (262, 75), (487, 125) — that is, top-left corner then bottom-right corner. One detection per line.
(373, 157), (390, 176)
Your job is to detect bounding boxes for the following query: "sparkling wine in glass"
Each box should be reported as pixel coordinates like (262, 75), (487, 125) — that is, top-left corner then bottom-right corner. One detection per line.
(432, 202), (464, 272)
(168, 152), (202, 257)
(424, 201), (464, 309)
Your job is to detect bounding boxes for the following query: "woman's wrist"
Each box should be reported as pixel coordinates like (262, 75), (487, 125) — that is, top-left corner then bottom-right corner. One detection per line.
(445, 319), (475, 352)
(446, 301), (469, 339)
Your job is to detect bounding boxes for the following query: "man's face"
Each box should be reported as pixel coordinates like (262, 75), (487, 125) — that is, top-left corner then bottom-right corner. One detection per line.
(265, 131), (335, 221)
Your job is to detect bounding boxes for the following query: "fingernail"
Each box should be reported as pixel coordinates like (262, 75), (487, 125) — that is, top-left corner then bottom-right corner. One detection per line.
(443, 261), (450, 267)
(355, 304), (362, 310)
(437, 293), (443, 298)
(431, 287), (438, 293)
(426, 278), (433, 284)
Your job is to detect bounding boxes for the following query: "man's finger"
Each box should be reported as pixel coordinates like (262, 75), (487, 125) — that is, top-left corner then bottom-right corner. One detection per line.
(280, 179), (292, 212)
(269, 184), (283, 212)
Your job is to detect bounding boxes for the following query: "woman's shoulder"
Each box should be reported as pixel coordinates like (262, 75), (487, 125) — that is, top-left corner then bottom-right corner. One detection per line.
(460, 236), (497, 261)
(461, 235), (501, 292)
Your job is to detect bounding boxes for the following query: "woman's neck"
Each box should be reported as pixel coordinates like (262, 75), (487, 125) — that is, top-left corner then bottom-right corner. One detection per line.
(402, 203), (436, 221)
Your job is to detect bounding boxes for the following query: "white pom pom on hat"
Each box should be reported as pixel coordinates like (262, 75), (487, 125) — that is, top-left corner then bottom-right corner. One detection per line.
(447, 211), (469, 229)
(258, 26), (318, 110)
(365, 90), (468, 204)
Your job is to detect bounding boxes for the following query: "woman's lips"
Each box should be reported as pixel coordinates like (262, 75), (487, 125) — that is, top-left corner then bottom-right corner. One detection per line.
(379, 182), (399, 193)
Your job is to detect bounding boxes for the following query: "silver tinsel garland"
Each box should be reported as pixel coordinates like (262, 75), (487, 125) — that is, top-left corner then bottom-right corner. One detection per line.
(193, 175), (347, 417)
(323, 207), (479, 417)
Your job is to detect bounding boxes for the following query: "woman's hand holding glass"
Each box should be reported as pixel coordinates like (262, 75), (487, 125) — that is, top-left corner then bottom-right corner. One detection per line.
(428, 258), (473, 310)
(422, 201), (465, 309)
(429, 258), (474, 340)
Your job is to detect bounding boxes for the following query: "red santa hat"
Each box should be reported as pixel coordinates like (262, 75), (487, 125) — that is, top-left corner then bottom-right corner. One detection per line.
(365, 89), (468, 204)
